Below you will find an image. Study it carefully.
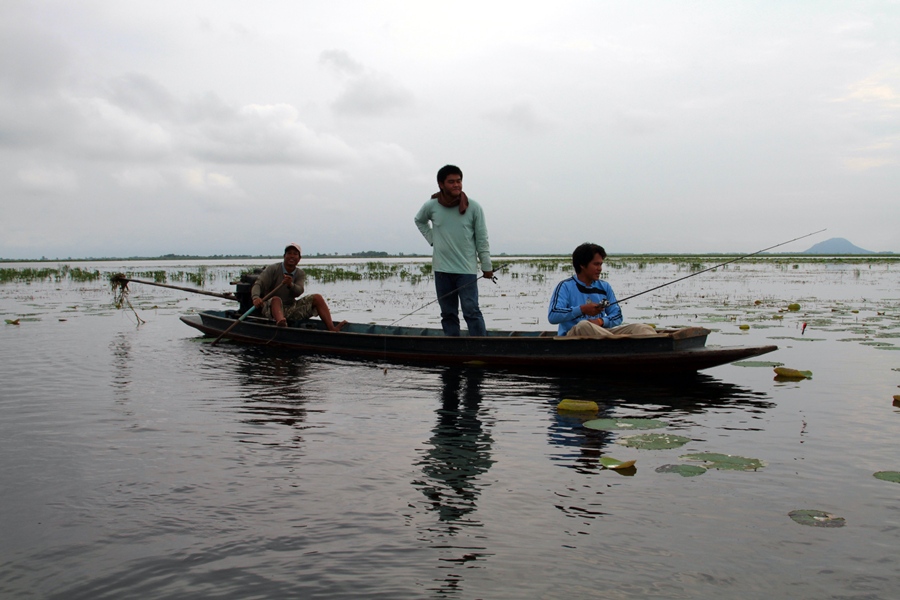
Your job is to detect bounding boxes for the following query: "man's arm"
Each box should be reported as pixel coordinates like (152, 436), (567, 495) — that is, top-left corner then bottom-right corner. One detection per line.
(473, 204), (492, 274)
(252, 264), (278, 308)
(414, 202), (434, 246)
(599, 282), (623, 328)
(290, 271), (306, 298)
(548, 279), (583, 326)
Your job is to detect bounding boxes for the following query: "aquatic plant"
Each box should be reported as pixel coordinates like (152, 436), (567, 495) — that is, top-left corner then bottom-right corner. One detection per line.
(617, 433), (690, 450)
(599, 457), (636, 470)
(655, 464), (707, 477)
(873, 471), (900, 483)
(774, 367), (812, 379)
(557, 399), (599, 413)
(788, 510), (845, 528)
(584, 418), (668, 431)
(680, 452), (764, 471)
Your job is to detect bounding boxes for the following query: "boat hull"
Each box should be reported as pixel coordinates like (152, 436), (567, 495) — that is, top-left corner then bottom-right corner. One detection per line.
(180, 311), (778, 374)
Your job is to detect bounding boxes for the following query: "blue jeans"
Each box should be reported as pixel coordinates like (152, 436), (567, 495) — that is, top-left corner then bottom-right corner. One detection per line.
(434, 272), (486, 337)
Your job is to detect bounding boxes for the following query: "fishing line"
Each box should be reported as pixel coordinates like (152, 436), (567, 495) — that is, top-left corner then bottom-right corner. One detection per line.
(605, 229), (827, 308)
(387, 263), (510, 327)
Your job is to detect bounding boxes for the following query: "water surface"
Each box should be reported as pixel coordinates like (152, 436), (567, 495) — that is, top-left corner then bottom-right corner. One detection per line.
(1, 257), (898, 598)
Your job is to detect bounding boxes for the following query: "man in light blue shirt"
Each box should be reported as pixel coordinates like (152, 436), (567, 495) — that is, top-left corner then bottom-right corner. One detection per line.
(415, 165), (493, 336)
(548, 243), (657, 337)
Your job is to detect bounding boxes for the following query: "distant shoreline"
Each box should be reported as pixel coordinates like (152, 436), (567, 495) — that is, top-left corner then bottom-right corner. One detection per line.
(1, 252), (896, 263)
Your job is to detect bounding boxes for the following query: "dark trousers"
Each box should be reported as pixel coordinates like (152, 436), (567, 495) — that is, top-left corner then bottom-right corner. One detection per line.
(434, 272), (486, 336)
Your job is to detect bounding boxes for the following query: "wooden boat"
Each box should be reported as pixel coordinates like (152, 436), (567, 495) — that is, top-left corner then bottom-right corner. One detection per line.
(180, 310), (777, 374)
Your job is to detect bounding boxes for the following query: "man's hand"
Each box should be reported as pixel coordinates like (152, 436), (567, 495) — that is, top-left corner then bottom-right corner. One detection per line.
(482, 270), (494, 279)
(581, 301), (605, 317)
(253, 297), (263, 308)
(282, 273), (294, 286)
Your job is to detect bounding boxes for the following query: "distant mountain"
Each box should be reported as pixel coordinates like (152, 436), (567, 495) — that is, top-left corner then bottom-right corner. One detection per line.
(803, 238), (874, 254)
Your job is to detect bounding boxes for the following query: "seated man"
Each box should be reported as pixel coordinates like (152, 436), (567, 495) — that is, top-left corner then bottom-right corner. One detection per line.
(548, 242), (657, 337)
(251, 242), (346, 331)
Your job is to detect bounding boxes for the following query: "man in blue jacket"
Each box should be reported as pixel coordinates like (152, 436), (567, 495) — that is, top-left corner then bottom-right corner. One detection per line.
(548, 242), (657, 337)
(415, 165), (493, 336)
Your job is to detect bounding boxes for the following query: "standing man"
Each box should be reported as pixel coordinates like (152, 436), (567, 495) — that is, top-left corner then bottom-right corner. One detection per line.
(415, 165), (493, 337)
(251, 242), (346, 331)
(548, 242), (657, 337)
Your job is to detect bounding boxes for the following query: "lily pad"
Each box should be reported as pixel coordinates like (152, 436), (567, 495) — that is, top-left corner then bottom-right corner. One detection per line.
(788, 509), (845, 528)
(617, 433), (691, 450)
(584, 418), (667, 431)
(774, 367), (813, 379)
(732, 360), (783, 368)
(680, 452), (764, 471)
(655, 464), (707, 477)
(788, 303), (801, 311)
(873, 471), (900, 483)
(599, 456), (636, 470)
(557, 399), (599, 413)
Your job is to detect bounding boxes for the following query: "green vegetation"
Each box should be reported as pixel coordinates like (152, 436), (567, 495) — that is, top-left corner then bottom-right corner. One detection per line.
(788, 510), (845, 528)
(584, 418), (668, 431)
(617, 433), (691, 450)
(1, 266), (102, 283)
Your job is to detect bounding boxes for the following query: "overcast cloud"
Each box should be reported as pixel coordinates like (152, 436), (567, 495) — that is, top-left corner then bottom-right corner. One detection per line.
(1, 0), (898, 259)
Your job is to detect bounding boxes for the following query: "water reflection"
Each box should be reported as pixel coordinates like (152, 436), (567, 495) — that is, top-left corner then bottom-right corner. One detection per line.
(199, 346), (317, 447)
(411, 367), (496, 596)
(413, 368), (495, 528)
(109, 332), (133, 403)
(546, 373), (775, 473)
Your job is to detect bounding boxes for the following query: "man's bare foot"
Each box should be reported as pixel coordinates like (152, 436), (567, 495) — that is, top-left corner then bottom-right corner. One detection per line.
(276, 319), (287, 327)
(330, 320), (348, 332)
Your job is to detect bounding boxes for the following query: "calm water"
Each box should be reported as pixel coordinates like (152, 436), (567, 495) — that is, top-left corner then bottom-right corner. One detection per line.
(1, 257), (899, 599)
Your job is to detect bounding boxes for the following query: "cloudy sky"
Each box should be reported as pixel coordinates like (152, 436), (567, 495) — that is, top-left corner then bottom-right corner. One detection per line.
(1, 1), (898, 259)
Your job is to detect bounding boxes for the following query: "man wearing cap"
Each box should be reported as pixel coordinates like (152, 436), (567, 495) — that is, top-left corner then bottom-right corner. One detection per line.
(414, 164), (493, 336)
(251, 243), (346, 331)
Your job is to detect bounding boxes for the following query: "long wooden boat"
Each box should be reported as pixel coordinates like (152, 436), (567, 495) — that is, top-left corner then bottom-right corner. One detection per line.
(180, 310), (777, 374)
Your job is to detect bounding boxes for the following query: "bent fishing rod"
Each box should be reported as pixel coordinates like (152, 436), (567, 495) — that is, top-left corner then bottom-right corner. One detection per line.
(388, 263), (510, 326)
(599, 229), (827, 309)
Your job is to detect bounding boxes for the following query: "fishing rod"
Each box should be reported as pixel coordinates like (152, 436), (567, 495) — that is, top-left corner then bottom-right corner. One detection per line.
(388, 263), (510, 327)
(211, 281), (285, 346)
(603, 229), (827, 309)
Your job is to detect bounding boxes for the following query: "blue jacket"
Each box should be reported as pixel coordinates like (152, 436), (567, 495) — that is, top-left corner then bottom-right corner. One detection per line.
(548, 276), (623, 335)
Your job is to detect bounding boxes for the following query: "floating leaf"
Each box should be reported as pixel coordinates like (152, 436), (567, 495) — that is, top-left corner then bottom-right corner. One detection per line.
(5, 319), (20, 325)
(774, 367), (812, 379)
(788, 509), (845, 528)
(739, 324), (750, 330)
(584, 418), (667, 431)
(557, 399), (599, 413)
(788, 303), (801, 311)
(732, 360), (784, 368)
(655, 464), (707, 477)
(618, 433), (690, 450)
(599, 457), (636, 470)
(894, 396), (900, 407)
(680, 452), (764, 471)
(873, 471), (900, 483)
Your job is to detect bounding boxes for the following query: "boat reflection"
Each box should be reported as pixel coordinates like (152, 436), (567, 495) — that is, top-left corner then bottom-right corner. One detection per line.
(201, 345), (315, 441)
(545, 372), (775, 473)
